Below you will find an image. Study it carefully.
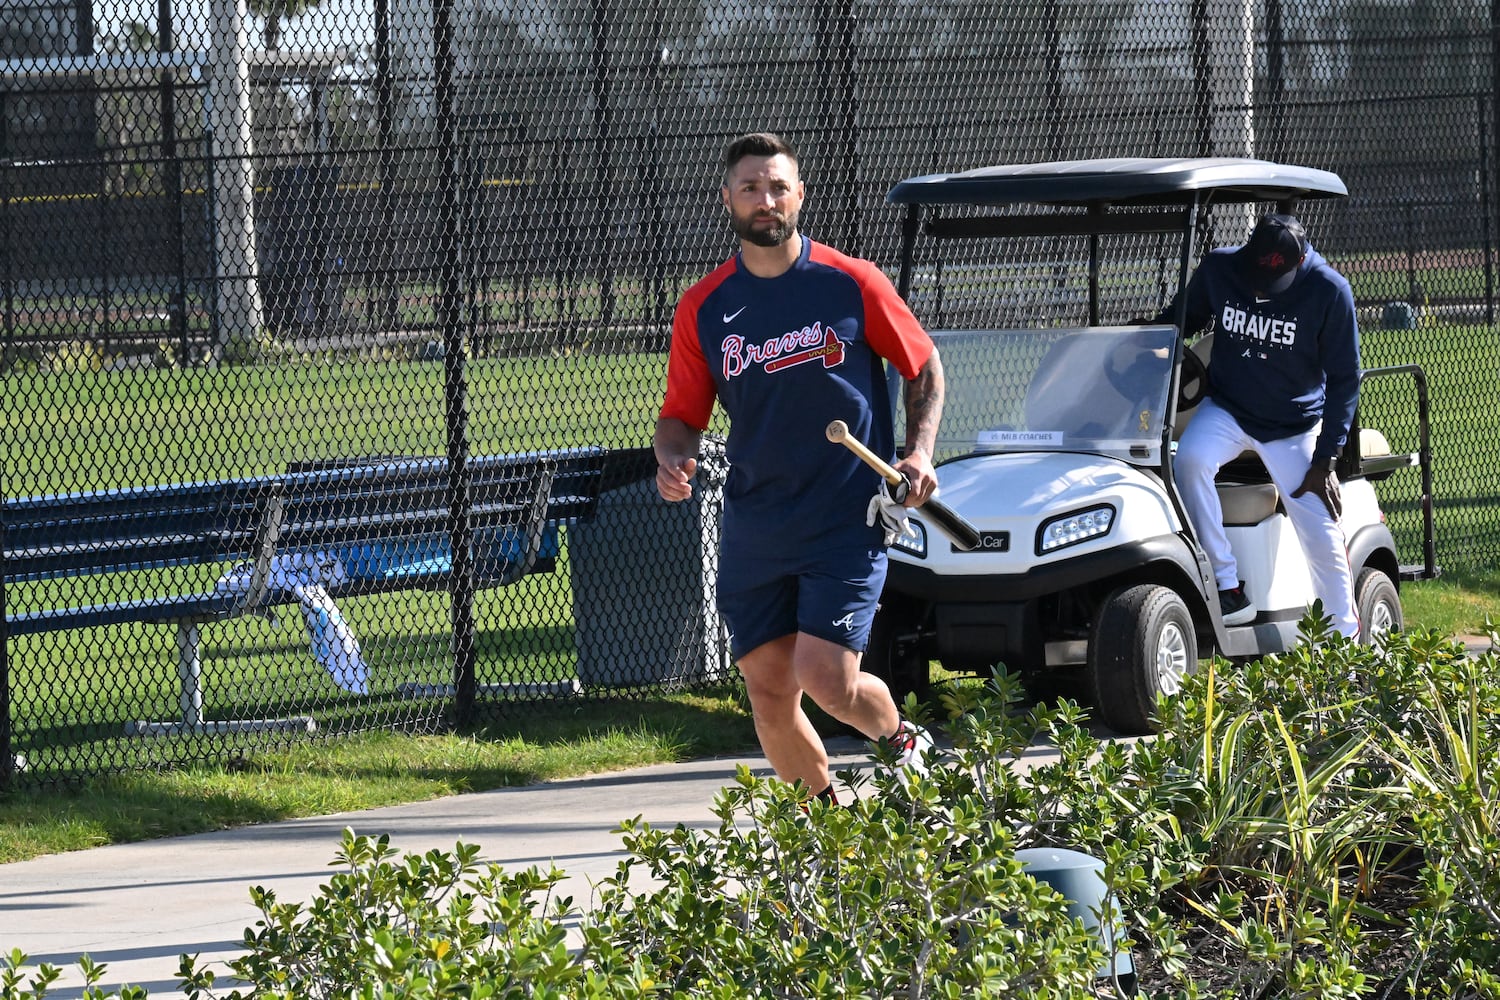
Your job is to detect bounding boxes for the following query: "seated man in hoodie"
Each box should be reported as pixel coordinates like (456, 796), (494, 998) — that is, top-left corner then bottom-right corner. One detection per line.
(1155, 213), (1361, 636)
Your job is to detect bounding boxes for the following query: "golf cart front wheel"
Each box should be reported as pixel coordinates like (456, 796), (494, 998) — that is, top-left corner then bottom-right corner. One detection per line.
(1356, 567), (1402, 642)
(1088, 584), (1197, 735)
(863, 596), (931, 708)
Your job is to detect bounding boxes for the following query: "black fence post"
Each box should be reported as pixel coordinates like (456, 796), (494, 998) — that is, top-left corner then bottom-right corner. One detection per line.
(1403, 198), (1419, 308)
(1265, 0), (1286, 159)
(374, 0), (399, 332)
(647, 46), (667, 344)
(644, 120), (664, 338)
(159, 42), (190, 365)
(1047, 0), (1062, 161)
(1480, 91), (1496, 325)
(433, 0), (477, 725)
(2, 94), (13, 359)
(1, 501), (10, 789)
(591, 0), (615, 332)
(838, 0), (860, 256)
(1493, 0), (1500, 325)
(1191, 0), (1212, 157)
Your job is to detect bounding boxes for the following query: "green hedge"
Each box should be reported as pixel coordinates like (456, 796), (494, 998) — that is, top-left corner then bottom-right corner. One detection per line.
(6, 615), (1500, 998)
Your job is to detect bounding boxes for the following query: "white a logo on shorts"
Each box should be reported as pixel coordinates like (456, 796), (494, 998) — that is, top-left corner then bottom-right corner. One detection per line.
(832, 613), (856, 631)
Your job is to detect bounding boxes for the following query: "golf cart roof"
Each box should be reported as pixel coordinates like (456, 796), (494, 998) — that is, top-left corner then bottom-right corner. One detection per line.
(886, 156), (1347, 208)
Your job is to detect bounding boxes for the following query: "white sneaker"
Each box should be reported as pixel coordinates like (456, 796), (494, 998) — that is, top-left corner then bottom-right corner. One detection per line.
(883, 721), (933, 777)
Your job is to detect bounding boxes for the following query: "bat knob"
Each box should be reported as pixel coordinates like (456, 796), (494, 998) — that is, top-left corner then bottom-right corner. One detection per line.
(825, 420), (848, 443)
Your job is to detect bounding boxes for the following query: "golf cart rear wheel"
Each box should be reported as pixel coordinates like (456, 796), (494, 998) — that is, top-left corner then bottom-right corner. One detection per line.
(1356, 567), (1402, 642)
(1088, 584), (1197, 735)
(863, 596), (931, 708)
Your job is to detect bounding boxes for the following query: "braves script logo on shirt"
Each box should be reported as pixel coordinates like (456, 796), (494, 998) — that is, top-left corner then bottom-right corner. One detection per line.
(721, 322), (847, 379)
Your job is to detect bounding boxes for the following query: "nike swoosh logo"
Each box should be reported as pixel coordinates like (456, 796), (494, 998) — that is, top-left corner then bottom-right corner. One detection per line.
(723, 306), (747, 323)
(1254, 297), (1271, 304)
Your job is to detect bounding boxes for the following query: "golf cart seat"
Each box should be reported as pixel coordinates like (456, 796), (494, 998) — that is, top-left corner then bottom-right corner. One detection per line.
(1220, 482), (1280, 526)
(1359, 427), (1392, 461)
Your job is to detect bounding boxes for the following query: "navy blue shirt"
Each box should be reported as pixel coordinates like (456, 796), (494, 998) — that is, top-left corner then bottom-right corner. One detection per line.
(661, 237), (933, 554)
(1163, 243), (1360, 462)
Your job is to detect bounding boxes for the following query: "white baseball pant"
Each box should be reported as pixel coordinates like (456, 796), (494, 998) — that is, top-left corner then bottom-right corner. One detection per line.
(1175, 398), (1360, 638)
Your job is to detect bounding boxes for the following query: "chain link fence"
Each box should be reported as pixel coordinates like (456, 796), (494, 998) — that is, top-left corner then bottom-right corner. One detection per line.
(3, 0), (1497, 784)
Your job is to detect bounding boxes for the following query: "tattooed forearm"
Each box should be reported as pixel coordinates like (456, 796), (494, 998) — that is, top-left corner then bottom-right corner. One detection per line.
(902, 348), (945, 459)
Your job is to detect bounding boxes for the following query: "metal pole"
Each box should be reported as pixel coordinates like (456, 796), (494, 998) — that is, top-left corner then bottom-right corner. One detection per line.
(1266, 0), (1285, 158)
(1483, 93), (1497, 325)
(1162, 195), (1202, 530)
(2, 93), (13, 357)
(433, 0), (477, 723)
(159, 0), (190, 365)
(1404, 199), (1419, 308)
(591, 0), (615, 331)
(1493, 0), (1500, 326)
(374, 0), (398, 331)
(1047, 0), (1062, 161)
(897, 204), (919, 301)
(1087, 219), (1101, 326)
(1, 481), (10, 788)
(648, 47), (668, 345)
(815, 0), (835, 236)
(648, 119), (664, 341)
(839, 0), (860, 255)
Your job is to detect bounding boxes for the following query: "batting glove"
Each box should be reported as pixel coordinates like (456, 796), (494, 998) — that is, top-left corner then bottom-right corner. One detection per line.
(867, 480), (918, 547)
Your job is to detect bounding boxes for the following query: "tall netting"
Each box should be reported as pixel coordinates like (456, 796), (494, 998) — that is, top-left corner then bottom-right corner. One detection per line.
(3, 0), (1497, 784)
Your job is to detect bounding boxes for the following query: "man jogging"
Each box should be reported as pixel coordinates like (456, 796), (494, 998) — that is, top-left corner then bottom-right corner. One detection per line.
(654, 132), (946, 804)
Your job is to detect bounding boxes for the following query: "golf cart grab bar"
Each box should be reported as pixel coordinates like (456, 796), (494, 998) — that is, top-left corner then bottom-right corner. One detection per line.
(1352, 363), (1437, 581)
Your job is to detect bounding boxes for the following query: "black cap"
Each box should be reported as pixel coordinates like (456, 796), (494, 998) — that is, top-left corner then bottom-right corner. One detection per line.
(1238, 213), (1308, 295)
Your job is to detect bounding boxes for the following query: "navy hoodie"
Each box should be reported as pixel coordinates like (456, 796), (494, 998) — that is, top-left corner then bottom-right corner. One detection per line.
(1160, 243), (1360, 463)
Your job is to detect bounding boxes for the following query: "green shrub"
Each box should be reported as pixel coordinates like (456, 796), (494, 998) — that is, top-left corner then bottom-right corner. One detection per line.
(7, 621), (1500, 998)
(219, 330), (284, 367)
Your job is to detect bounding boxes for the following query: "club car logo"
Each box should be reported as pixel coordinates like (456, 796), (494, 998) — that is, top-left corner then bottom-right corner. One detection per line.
(955, 531), (1009, 553)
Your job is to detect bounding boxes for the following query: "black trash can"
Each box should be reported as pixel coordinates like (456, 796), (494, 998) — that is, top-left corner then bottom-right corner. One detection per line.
(571, 439), (730, 689)
(261, 164), (343, 332)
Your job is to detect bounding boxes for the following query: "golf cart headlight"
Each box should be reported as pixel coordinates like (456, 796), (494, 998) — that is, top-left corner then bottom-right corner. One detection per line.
(892, 519), (927, 558)
(1037, 504), (1116, 554)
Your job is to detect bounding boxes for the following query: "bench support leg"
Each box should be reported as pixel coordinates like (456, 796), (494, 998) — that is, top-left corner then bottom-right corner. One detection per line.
(178, 621), (205, 728)
(123, 621), (317, 738)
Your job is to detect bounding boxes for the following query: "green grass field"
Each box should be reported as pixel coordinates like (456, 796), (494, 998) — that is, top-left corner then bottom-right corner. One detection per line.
(2, 350), (672, 493)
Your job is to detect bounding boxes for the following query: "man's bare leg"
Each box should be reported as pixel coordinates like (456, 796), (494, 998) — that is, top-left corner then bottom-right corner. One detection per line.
(737, 635), (829, 790)
(793, 633), (900, 740)
(737, 632), (903, 792)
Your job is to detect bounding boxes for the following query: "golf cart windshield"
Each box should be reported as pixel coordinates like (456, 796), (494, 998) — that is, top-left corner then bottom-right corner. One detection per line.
(894, 325), (1180, 466)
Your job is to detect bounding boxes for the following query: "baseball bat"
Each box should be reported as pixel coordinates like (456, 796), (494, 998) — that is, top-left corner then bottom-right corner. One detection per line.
(825, 420), (982, 552)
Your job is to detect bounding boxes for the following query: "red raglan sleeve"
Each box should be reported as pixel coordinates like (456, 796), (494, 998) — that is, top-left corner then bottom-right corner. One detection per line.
(658, 290), (717, 431)
(853, 259), (933, 380)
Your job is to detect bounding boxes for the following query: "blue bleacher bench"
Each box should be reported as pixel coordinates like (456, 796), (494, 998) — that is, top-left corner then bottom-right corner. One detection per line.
(2, 447), (606, 736)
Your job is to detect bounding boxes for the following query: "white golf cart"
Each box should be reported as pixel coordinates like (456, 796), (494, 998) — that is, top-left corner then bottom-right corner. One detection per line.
(867, 157), (1438, 734)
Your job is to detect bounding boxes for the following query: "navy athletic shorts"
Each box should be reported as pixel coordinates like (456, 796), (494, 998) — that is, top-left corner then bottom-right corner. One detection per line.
(715, 542), (888, 660)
